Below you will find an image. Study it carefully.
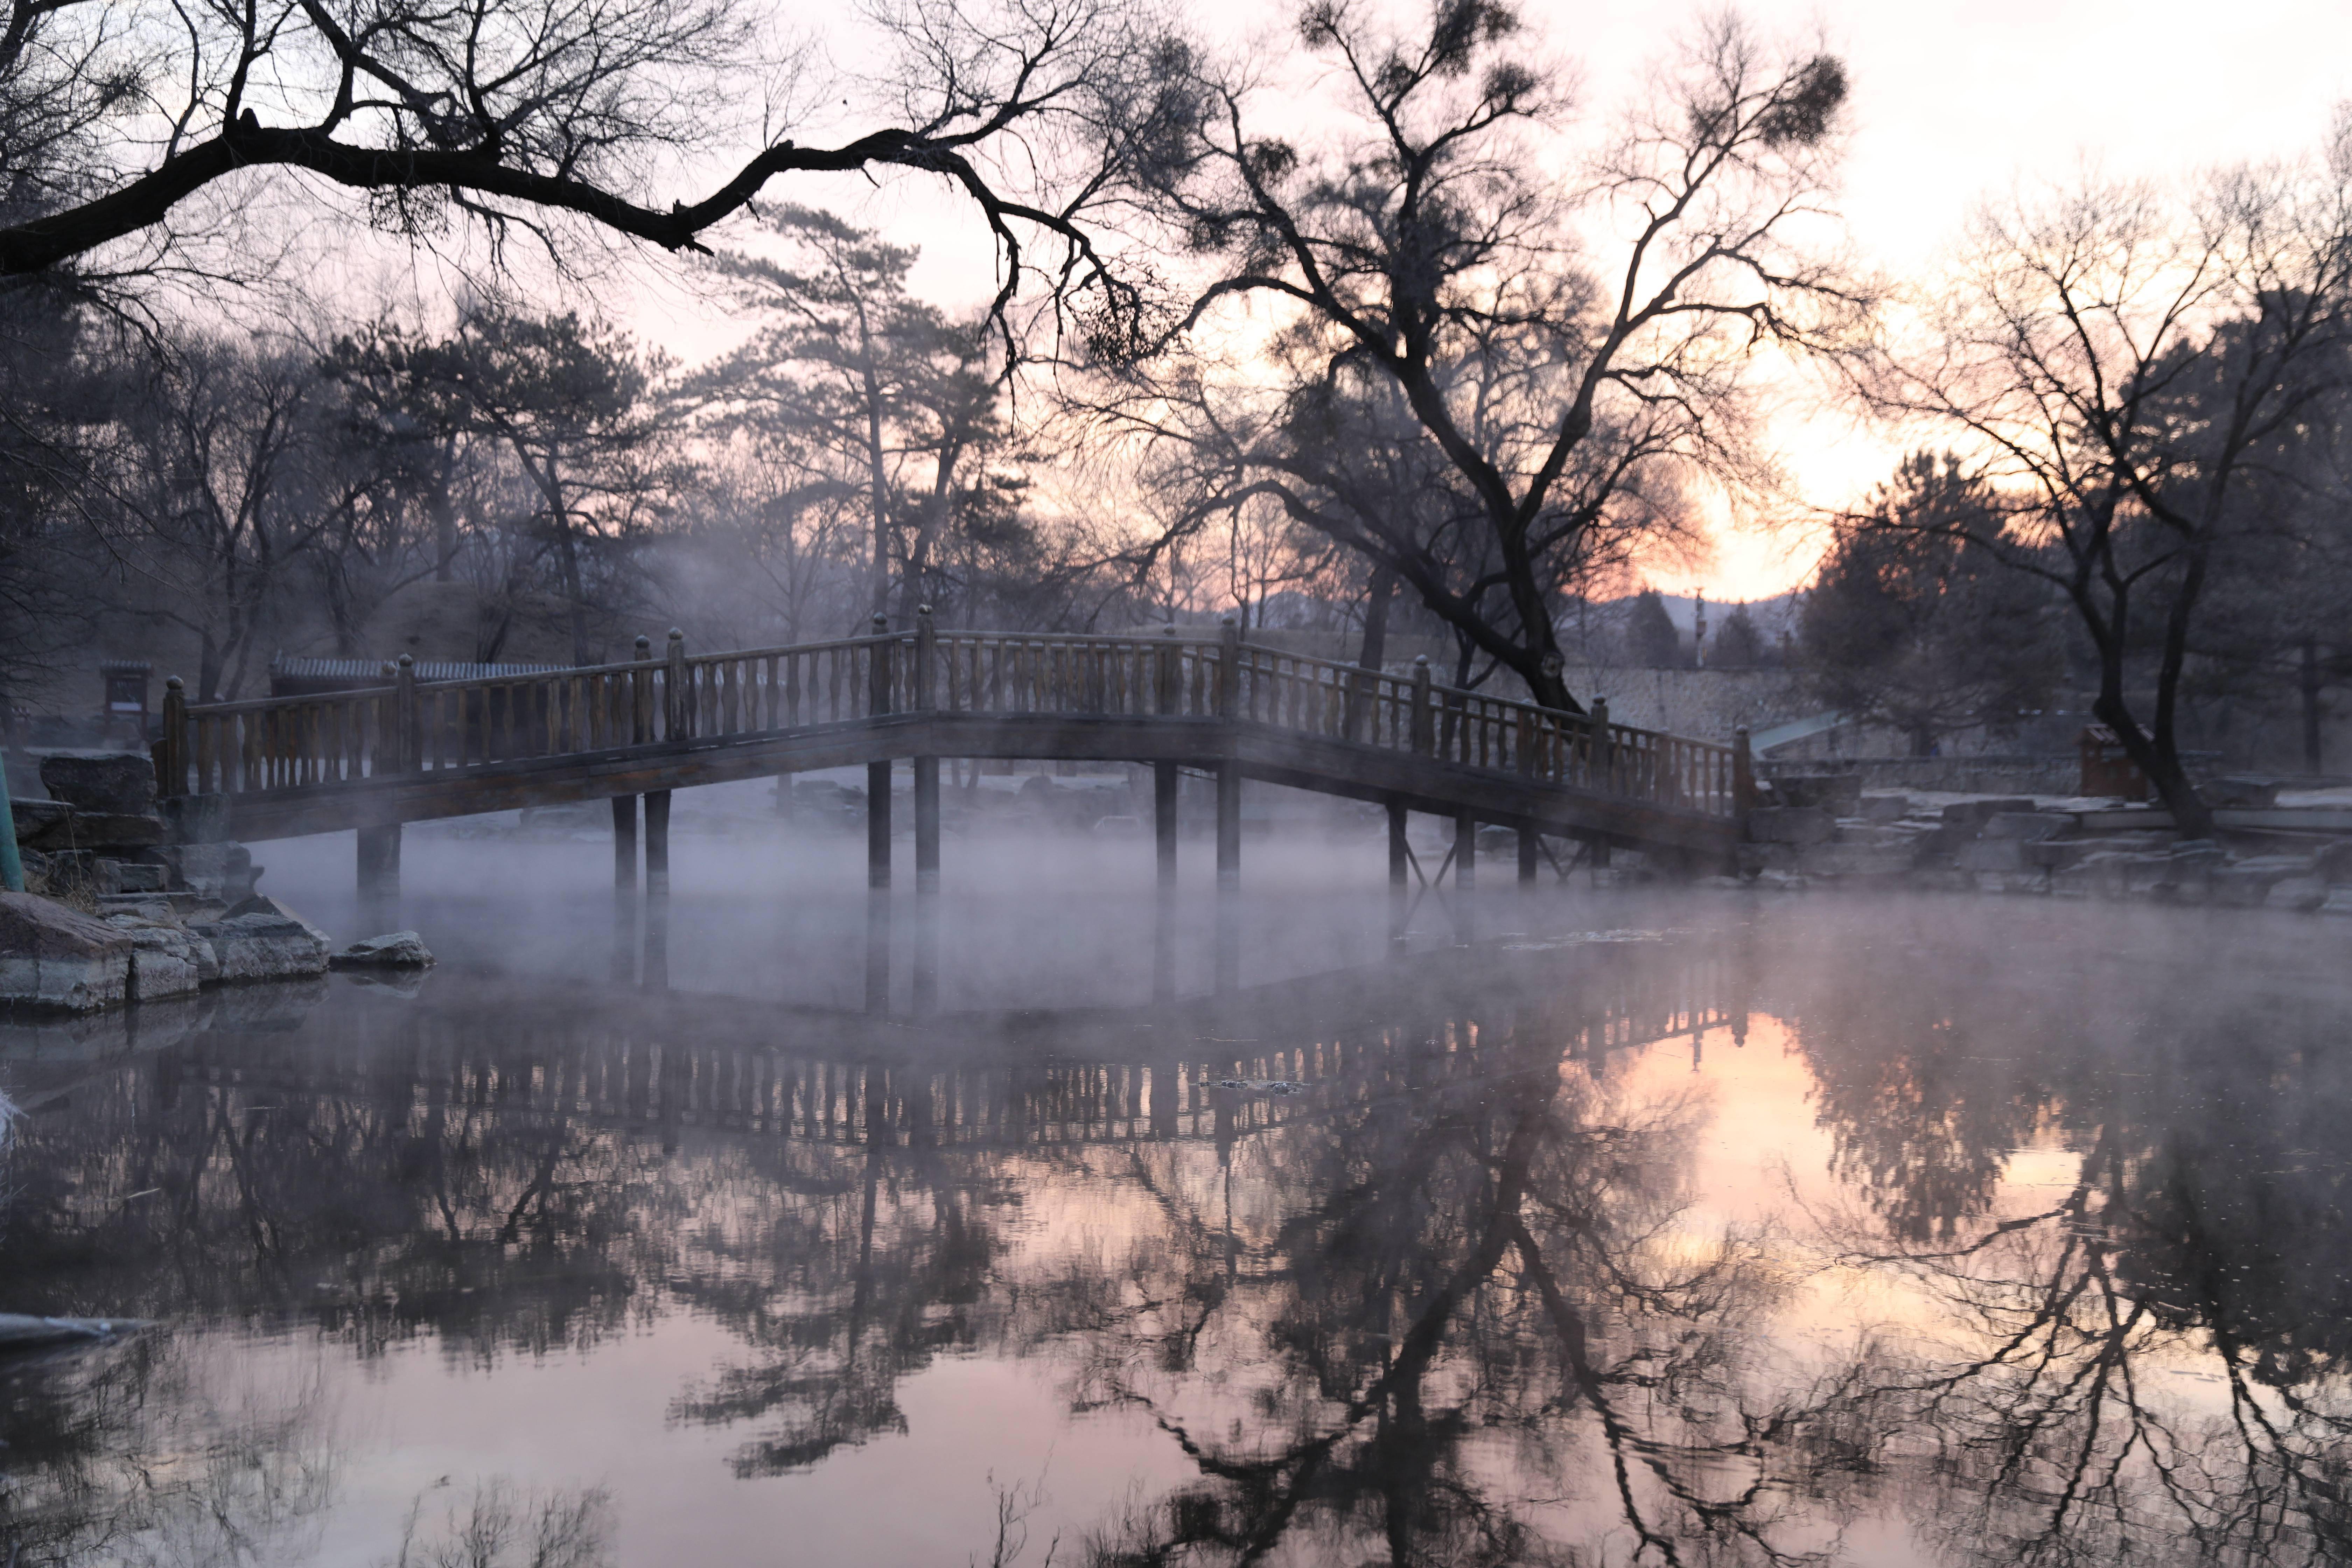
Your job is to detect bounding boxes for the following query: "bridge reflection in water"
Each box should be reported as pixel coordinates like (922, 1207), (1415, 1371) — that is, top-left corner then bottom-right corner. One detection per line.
(133, 937), (1739, 1159)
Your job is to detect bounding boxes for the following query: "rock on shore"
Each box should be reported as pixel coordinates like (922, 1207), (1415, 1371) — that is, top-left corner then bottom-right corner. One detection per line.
(329, 931), (434, 968)
(191, 897), (331, 983)
(0, 892), (132, 1012)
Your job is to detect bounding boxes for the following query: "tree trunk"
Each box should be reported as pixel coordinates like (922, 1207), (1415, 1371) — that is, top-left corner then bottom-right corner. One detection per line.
(863, 355), (891, 625)
(2093, 691), (2212, 838)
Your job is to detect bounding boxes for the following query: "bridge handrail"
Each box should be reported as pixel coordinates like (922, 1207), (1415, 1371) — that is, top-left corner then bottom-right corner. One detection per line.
(160, 623), (1741, 818)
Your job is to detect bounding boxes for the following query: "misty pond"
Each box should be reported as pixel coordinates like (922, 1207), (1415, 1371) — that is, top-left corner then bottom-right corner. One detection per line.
(4, 827), (2351, 1568)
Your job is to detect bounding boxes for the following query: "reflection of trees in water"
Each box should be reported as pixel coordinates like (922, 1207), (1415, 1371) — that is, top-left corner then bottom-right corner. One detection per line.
(1019, 1007), (1830, 1567)
(388, 1479), (616, 1568)
(10, 923), (2352, 1566)
(1785, 914), (2352, 1565)
(0, 1330), (338, 1567)
(663, 1131), (1010, 1475)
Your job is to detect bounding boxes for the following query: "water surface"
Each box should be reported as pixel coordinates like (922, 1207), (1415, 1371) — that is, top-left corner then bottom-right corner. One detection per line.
(4, 832), (2347, 1567)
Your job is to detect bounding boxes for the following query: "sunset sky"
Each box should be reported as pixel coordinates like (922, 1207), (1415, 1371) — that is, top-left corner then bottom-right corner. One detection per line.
(617, 0), (2352, 604)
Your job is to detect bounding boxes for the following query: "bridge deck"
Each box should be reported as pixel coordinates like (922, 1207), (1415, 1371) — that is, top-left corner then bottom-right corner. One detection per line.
(158, 623), (1750, 861)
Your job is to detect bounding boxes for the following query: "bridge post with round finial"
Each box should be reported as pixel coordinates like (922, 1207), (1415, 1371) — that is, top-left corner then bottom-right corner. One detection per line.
(1588, 695), (1614, 871)
(631, 635), (654, 744)
(1732, 725), (1755, 823)
(393, 655), (419, 773)
(1155, 623), (1181, 714)
(664, 629), (689, 741)
(159, 676), (189, 797)
(1409, 656), (1433, 755)
(1215, 616), (1240, 718)
(914, 604), (937, 714)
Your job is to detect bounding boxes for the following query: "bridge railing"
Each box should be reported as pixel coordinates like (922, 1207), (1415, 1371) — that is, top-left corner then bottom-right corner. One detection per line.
(160, 618), (1740, 818)
(1221, 640), (1740, 817)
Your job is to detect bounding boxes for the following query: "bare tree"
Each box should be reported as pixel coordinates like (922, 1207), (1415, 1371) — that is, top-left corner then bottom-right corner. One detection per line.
(0, 0), (1163, 342)
(1097, 4), (1861, 711)
(101, 334), (384, 699)
(1869, 141), (2352, 834)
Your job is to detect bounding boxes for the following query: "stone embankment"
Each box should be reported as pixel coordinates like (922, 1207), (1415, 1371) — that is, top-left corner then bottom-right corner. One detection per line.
(1735, 773), (2352, 910)
(4, 750), (432, 1013)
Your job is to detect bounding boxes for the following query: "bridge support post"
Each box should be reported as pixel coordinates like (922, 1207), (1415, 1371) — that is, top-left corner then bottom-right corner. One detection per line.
(1732, 725), (1755, 843)
(612, 795), (638, 894)
(645, 790), (671, 895)
(914, 756), (940, 895)
(357, 823), (401, 902)
(1154, 762), (1180, 891)
(1454, 811), (1476, 945)
(1387, 803), (1409, 942)
(1518, 825), (1539, 888)
(1589, 697), (1613, 872)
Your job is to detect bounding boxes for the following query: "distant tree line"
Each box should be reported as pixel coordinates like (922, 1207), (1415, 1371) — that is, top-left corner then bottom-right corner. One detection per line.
(0, 279), (1167, 709)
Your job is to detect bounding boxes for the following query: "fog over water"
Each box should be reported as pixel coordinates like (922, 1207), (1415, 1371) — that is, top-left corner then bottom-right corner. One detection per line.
(4, 792), (2350, 1567)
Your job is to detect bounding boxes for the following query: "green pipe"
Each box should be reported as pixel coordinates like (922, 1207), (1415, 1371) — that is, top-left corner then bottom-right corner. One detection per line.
(0, 749), (22, 892)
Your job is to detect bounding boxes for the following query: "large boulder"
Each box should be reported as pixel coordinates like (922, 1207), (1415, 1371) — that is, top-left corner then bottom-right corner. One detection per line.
(39, 751), (158, 818)
(193, 896), (331, 982)
(330, 931), (434, 969)
(152, 842), (256, 901)
(0, 892), (132, 1012)
(15, 808), (161, 852)
(224, 895), (330, 941)
(101, 914), (211, 1001)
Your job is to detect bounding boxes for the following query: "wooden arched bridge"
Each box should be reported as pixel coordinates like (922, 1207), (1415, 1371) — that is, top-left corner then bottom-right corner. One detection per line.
(155, 617), (1751, 892)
